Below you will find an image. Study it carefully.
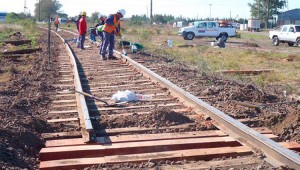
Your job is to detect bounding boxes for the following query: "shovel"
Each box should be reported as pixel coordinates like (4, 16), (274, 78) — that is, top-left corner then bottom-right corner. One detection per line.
(74, 90), (127, 107)
(120, 36), (127, 56)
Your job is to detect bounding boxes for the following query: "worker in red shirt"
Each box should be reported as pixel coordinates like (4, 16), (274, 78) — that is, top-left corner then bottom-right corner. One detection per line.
(100, 9), (125, 60)
(78, 11), (87, 50)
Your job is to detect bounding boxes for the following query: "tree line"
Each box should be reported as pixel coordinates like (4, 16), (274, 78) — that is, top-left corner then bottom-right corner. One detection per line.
(7, 0), (287, 28)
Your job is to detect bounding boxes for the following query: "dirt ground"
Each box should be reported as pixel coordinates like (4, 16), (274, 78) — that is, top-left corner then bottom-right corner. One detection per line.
(0, 30), (60, 169)
(129, 51), (300, 143)
(0, 28), (299, 170)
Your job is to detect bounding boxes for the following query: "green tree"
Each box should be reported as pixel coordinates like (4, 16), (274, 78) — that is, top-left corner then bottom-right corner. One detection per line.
(248, 0), (286, 28)
(91, 12), (100, 25)
(5, 12), (20, 23)
(34, 0), (62, 21)
(130, 15), (149, 25)
(58, 13), (68, 18)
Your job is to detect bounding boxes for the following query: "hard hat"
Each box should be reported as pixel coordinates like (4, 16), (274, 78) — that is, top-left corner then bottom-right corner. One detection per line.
(98, 13), (103, 19)
(81, 11), (87, 16)
(117, 9), (126, 17)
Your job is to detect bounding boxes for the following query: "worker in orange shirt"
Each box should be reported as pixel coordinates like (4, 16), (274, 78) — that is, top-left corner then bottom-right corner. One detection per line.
(100, 9), (125, 60)
(54, 17), (59, 31)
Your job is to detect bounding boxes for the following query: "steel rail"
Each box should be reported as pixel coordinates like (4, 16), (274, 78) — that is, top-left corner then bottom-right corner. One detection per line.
(114, 50), (300, 169)
(50, 29), (95, 142)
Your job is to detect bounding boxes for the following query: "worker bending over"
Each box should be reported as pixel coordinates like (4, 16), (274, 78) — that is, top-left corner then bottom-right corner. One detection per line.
(100, 9), (125, 60)
(95, 13), (106, 53)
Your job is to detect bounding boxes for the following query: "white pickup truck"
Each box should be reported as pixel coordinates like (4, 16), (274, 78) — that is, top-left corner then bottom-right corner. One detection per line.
(178, 21), (237, 42)
(269, 25), (300, 47)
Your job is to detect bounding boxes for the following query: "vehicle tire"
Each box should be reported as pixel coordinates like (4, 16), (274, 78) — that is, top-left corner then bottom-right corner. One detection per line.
(272, 37), (279, 46)
(288, 42), (294, 46)
(218, 34), (228, 42)
(184, 32), (195, 40)
(296, 38), (300, 47)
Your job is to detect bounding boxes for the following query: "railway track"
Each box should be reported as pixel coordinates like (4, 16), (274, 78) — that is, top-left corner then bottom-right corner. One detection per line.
(38, 28), (300, 169)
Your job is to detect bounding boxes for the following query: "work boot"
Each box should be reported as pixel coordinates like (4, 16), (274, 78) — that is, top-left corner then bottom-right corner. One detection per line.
(108, 54), (117, 60)
(101, 55), (107, 60)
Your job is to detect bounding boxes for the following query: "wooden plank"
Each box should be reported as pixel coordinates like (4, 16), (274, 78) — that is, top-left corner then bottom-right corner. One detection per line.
(94, 103), (183, 112)
(47, 118), (79, 123)
(251, 127), (274, 134)
(48, 110), (78, 114)
(58, 79), (73, 82)
(39, 146), (251, 170)
(1, 47), (42, 55)
(80, 74), (143, 81)
(46, 131), (227, 147)
(51, 104), (77, 108)
(88, 85), (159, 92)
(87, 82), (154, 90)
(279, 142), (300, 152)
(82, 80), (150, 86)
(219, 69), (273, 75)
(1, 39), (31, 45)
(42, 131), (82, 140)
(52, 100), (76, 104)
(39, 136), (240, 161)
(88, 97), (178, 106)
(160, 157), (264, 170)
(45, 130), (278, 148)
(53, 84), (74, 88)
(88, 83), (156, 90)
(99, 108), (191, 117)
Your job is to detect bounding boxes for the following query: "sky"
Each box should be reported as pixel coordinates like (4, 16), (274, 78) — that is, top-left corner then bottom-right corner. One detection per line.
(0, 0), (298, 19)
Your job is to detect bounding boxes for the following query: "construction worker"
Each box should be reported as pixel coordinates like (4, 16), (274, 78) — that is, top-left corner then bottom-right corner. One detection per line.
(95, 13), (106, 53)
(54, 17), (59, 31)
(78, 11), (87, 50)
(76, 12), (82, 31)
(90, 13), (105, 43)
(100, 9), (125, 60)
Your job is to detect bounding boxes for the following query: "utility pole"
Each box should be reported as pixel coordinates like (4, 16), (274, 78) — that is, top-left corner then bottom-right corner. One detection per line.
(24, 0), (27, 14)
(257, 0), (260, 19)
(209, 4), (212, 20)
(150, 0), (153, 24)
(267, 0), (270, 28)
(39, 0), (41, 21)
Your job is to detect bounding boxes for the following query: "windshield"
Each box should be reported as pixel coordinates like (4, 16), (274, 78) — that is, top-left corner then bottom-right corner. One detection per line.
(296, 26), (300, 32)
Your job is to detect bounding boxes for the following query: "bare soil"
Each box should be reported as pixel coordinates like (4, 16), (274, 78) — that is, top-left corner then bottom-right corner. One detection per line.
(0, 30), (60, 169)
(129, 51), (300, 143)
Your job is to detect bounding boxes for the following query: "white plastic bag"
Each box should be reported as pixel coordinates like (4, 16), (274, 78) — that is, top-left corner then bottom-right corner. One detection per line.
(111, 90), (138, 102)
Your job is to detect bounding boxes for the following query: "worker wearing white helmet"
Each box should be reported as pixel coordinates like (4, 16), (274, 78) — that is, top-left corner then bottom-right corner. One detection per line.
(94, 13), (106, 52)
(100, 9), (126, 60)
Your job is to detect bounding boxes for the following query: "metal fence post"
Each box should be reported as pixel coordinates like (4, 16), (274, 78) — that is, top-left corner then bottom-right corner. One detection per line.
(48, 16), (51, 65)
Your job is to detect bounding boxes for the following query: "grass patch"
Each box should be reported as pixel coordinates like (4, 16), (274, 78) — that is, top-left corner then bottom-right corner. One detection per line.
(123, 24), (300, 92)
(239, 31), (269, 40)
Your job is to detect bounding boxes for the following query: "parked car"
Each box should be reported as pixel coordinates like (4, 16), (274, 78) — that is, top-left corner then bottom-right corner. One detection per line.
(178, 21), (237, 42)
(269, 25), (300, 47)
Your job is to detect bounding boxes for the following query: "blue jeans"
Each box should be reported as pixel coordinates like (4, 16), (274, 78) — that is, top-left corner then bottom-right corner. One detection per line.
(80, 33), (86, 49)
(100, 31), (115, 56)
(98, 32), (103, 54)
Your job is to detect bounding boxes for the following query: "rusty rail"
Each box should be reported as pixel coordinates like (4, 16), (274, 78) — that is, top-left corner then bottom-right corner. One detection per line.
(114, 50), (300, 169)
(50, 29), (95, 142)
